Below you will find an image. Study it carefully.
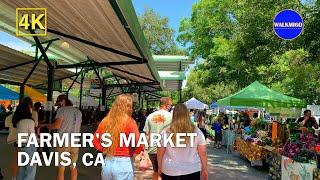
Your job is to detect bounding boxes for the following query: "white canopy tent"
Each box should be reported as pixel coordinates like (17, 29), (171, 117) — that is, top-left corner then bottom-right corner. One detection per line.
(184, 97), (209, 110)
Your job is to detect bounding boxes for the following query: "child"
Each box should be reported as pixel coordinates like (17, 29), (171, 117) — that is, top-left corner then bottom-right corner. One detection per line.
(212, 117), (222, 148)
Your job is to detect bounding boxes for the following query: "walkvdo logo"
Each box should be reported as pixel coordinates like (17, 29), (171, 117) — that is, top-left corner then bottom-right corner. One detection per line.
(273, 9), (303, 40)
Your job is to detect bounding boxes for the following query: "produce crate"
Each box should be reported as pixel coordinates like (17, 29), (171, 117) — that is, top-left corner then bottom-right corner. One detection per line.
(234, 138), (268, 165)
(267, 152), (281, 180)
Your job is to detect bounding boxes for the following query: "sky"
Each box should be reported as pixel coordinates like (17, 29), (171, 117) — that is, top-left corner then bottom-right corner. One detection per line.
(0, 31), (33, 51)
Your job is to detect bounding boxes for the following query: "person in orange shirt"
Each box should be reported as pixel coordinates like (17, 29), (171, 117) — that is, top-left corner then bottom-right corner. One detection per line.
(93, 94), (144, 180)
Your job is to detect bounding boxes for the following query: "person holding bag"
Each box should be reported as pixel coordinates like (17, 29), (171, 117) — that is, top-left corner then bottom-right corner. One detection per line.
(135, 150), (151, 171)
(157, 104), (208, 180)
(93, 94), (144, 180)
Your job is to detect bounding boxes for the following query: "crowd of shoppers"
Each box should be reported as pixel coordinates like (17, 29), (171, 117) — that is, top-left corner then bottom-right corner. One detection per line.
(2, 94), (208, 180)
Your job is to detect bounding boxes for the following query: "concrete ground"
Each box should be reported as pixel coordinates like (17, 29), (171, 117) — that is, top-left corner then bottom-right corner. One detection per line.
(0, 125), (268, 180)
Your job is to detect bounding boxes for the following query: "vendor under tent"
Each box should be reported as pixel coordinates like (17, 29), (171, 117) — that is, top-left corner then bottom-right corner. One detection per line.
(217, 81), (306, 109)
(0, 85), (19, 100)
(184, 97), (208, 110)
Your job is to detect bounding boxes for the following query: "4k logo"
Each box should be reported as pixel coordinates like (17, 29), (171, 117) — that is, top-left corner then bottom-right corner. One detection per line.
(16, 8), (47, 36)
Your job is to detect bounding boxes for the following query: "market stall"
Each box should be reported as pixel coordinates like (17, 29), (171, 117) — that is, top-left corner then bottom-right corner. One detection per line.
(234, 138), (268, 164)
(184, 97), (208, 110)
(0, 85), (19, 130)
(217, 81), (307, 174)
(217, 81), (306, 109)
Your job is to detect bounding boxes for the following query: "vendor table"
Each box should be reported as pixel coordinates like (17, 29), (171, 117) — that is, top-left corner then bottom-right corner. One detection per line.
(234, 138), (268, 166)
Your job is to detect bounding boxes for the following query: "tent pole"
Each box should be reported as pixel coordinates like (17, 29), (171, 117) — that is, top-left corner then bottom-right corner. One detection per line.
(19, 85), (24, 102)
(179, 60), (182, 103)
(101, 85), (106, 110)
(147, 99), (149, 110)
(47, 66), (54, 102)
(79, 73), (84, 110)
(138, 92), (141, 109)
(141, 93), (144, 109)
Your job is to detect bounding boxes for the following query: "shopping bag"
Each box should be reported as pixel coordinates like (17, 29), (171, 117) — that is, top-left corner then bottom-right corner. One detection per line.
(138, 151), (150, 171)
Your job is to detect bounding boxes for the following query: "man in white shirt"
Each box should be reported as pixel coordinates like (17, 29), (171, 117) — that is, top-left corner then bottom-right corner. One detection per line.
(143, 97), (173, 180)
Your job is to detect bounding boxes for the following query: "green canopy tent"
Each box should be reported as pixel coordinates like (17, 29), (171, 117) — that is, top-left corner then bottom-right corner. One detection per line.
(217, 81), (306, 109)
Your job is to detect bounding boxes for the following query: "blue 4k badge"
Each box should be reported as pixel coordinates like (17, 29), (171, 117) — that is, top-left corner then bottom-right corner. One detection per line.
(273, 9), (303, 40)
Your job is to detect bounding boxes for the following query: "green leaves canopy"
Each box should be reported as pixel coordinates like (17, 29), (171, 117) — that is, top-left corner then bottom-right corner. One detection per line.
(139, 7), (184, 55)
(179, 0), (320, 104)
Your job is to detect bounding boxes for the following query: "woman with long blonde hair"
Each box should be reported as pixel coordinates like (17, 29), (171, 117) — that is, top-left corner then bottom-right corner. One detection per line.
(157, 104), (208, 180)
(93, 94), (144, 180)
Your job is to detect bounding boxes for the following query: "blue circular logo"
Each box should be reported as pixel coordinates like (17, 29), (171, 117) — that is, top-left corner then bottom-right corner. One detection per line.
(273, 9), (303, 40)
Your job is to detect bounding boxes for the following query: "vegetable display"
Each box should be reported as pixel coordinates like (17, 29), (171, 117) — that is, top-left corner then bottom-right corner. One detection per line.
(281, 132), (318, 163)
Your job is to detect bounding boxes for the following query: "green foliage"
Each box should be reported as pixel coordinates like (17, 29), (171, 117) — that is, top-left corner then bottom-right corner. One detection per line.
(183, 68), (237, 104)
(179, 0), (320, 104)
(139, 7), (185, 55)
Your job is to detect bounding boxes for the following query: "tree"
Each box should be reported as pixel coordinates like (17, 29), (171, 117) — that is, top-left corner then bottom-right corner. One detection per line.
(139, 7), (184, 55)
(179, 0), (320, 104)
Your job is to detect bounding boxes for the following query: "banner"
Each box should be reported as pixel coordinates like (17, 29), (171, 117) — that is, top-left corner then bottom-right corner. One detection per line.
(281, 156), (316, 180)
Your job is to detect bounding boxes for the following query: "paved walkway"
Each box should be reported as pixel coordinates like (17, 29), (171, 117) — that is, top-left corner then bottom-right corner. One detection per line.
(0, 127), (268, 180)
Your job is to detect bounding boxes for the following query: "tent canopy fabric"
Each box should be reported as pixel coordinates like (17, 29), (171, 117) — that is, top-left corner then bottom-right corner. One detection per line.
(24, 86), (47, 103)
(217, 81), (306, 109)
(0, 85), (19, 100)
(185, 97), (208, 110)
(210, 101), (218, 109)
(14, 86), (47, 102)
(0, 45), (74, 86)
(0, 0), (161, 90)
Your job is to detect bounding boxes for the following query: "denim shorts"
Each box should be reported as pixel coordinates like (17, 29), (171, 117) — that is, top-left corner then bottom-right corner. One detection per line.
(101, 157), (133, 180)
(17, 145), (37, 180)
